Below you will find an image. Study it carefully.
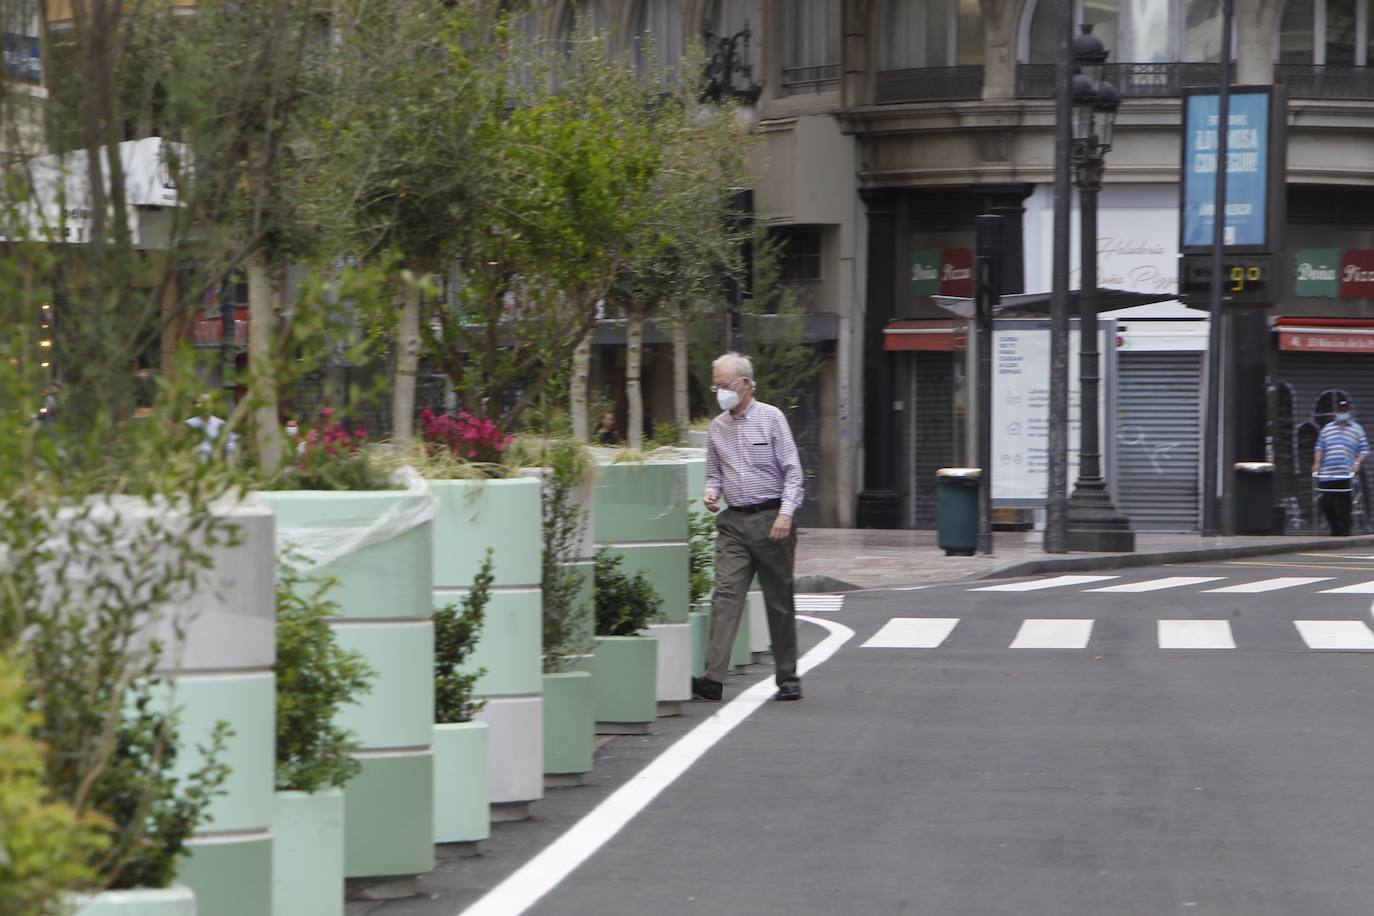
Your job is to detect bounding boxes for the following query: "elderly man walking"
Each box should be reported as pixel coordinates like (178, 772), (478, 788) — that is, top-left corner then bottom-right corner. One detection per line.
(692, 352), (806, 702)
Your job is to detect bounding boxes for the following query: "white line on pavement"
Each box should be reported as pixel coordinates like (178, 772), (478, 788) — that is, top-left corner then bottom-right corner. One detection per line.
(1318, 580), (1374, 594)
(1202, 577), (1333, 594)
(1294, 620), (1374, 650)
(1009, 619), (1093, 649)
(1085, 576), (1226, 593)
(970, 575), (1119, 592)
(860, 617), (960, 648)
(1157, 620), (1236, 649)
(457, 615), (856, 916)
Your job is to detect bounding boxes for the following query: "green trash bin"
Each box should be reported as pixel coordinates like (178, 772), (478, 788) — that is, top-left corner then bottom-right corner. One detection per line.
(936, 468), (981, 556)
(1233, 462), (1276, 535)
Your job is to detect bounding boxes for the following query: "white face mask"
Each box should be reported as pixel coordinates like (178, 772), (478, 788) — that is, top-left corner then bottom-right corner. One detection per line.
(717, 387), (741, 412)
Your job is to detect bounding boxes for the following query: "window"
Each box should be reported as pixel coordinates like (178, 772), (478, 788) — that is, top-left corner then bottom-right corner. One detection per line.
(558, 0), (609, 54)
(779, 0), (840, 92)
(705, 0), (760, 79)
(1280, 0), (1371, 65)
(880, 0), (984, 69)
(633, 0), (682, 71)
(2, 0), (40, 83)
(1022, 0), (1222, 63)
(775, 228), (823, 282)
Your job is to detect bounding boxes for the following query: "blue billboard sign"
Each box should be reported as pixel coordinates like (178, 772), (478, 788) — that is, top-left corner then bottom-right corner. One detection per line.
(1182, 91), (1270, 249)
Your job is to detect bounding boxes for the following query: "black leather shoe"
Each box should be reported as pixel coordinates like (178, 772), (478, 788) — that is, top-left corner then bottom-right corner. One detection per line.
(691, 676), (723, 701)
(773, 685), (802, 701)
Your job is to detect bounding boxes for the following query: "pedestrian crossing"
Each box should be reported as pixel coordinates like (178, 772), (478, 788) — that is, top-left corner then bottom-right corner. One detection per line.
(966, 573), (1374, 596)
(860, 616), (1374, 651)
(796, 593), (847, 613)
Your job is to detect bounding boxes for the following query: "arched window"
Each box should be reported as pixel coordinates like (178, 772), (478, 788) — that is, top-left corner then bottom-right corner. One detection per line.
(1022, 0), (1221, 64)
(779, 0), (840, 92)
(1279, 0), (1363, 65)
(880, 0), (983, 70)
(632, 0), (682, 71)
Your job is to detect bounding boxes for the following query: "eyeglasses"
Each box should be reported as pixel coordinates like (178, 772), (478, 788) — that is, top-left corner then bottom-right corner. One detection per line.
(709, 379), (748, 394)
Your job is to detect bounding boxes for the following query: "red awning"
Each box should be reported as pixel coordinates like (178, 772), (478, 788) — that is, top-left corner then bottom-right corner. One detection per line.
(1276, 317), (1374, 353)
(882, 320), (967, 352)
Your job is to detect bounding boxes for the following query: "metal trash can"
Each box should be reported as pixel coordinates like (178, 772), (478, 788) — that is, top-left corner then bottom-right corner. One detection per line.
(936, 468), (982, 556)
(1233, 462), (1276, 535)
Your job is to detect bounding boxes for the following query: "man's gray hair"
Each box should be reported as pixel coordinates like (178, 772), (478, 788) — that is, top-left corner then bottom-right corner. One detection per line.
(712, 352), (753, 380)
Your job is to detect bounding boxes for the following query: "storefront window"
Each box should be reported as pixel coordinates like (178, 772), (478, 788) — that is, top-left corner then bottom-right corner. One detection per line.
(880, 0), (984, 69)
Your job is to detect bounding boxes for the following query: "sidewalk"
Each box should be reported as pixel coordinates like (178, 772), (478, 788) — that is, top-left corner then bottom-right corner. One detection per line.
(793, 527), (1374, 591)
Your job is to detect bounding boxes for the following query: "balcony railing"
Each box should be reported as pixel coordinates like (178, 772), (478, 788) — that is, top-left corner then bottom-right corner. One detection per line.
(781, 63), (840, 95)
(876, 66), (984, 103)
(1016, 62), (1221, 98)
(1275, 64), (1374, 99)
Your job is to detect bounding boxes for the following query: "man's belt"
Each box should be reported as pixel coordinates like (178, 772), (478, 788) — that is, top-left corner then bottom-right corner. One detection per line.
(731, 498), (782, 513)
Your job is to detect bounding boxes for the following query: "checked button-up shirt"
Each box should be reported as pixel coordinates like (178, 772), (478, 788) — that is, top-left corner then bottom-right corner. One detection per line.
(704, 400), (805, 517)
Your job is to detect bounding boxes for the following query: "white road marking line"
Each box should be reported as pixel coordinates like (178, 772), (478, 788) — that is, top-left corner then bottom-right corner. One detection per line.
(970, 574), (1118, 592)
(1318, 580), (1374, 594)
(1294, 620), (1374, 650)
(1008, 618), (1093, 649)
(1085, 576), (1226, 593)
(860, 618), (960, 649)
(1202, 577), (1333, 594)
(457, 615), (855, 916)
(1157, 620), (1236, 649)
(795, 594), (846, 612)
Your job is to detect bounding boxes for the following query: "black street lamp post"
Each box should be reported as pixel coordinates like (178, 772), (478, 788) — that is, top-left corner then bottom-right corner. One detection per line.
(701, 18), (761, 105)
(1065, 24), (1135, 552)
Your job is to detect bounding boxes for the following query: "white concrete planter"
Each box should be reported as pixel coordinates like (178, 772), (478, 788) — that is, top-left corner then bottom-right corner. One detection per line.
(474, 695), (544, 821)
(273, 789), (345, 916)
(69, 885), (197, 916)
(644, 622), (691, 715)
(748, 590), (770, 657)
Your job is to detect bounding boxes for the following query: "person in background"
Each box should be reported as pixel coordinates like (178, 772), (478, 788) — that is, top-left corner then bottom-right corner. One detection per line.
(1312, 397), (1369, 536)
(693, 352), (805, 703)
(595, 411), (621, 446)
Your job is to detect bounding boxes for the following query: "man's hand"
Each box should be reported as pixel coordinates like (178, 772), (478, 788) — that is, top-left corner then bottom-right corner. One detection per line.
(703, 491), (720, 513)
(769, 513), (793, 542)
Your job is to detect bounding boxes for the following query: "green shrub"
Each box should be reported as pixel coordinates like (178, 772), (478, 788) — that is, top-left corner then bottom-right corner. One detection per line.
(0, 652), (108, 915)
(539, 439), (592, 671)
(594, 550), (662, 637)
(688, 509), (715, 607)
(275, 565), (374, 793)
(434, 550), (491, 724)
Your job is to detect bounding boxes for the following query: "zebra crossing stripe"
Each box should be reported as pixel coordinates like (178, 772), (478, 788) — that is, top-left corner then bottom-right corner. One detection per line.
(1158, 620), (1235, 649)
(1318, 580), (1374, 594)
(1085, 576), (1226, 593)
(861, 618), (959, 649)
(795, 594), (845, 612)
(1203, 577), (1333, 594)
(1294, 620), (1374, 650)
(971, 575), (1118, 592)
(1009, 619), (1093, 649)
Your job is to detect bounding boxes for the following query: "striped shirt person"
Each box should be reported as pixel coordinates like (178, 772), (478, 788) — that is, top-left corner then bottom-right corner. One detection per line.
(1312, 398), (1368, 536)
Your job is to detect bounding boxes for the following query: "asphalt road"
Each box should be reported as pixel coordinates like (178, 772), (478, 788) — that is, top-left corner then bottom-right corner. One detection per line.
(376, 549), (1374, 916)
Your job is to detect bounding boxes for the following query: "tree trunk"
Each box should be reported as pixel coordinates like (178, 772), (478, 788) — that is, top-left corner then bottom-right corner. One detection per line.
(626, 305), (644, 451)
(570, 330), (592, 441)
(672, 303), (689, 435)
(247, 255), (282, 471)
(392, 277), (422, 446)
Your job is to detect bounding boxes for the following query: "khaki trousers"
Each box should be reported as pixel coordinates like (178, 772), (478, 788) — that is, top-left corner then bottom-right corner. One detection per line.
(704, 507), (799, 688)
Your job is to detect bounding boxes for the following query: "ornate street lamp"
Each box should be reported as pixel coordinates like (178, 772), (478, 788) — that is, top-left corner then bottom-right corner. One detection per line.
(1065, 23), (1134, 552)
(700, 18), (761, 105)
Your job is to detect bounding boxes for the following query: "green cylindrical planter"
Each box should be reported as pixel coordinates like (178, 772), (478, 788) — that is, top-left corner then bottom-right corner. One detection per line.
(542, 670), (594, 782)
(272, 789), (345, 916)
(689, 609), (709, 678)
(730, 604), (751, 669)
(431, 478), (544, 820)
(69, 886), (197, 916)
(594, 461), (690, 624)
(258, 489), (436, 880)
(433, 721), (490, 845)
(593, 635), (658, 734)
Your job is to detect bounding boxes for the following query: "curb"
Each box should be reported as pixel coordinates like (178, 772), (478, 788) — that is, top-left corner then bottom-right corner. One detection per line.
(975, 533), (1374, 581)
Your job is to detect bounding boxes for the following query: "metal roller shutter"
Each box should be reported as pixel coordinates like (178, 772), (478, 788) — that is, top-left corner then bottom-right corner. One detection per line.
(1115, 352), (1203, 530)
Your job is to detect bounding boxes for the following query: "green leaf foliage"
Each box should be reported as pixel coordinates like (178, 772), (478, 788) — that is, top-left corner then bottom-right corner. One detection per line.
(594, 550), (663, 637)
(539, 440), (592, 670)
(689, 510), (716, 607)
(434, 550), (491, 724)
(274, 565), (373, 792)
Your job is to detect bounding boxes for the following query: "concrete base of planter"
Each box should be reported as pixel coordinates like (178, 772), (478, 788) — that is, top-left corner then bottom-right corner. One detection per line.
(730, 606), (751, 669)
(345, 876), (419, 902)
(593, 635), (657, 730)
(273, 789), (344, 916)
(645, 622), (691, 707)
(433, 722), (490, 844)
(748, 591), (769, 654)
(546, 772), (589, 788)
(436, 841), (483, 860)
(688, 610), (709, 678)
(657, 701), (683, 717)
(474, 695), (544, 812)
(542, 671), (593, 778)
(491, 801), (531, 823)
(70, 887), (196, 916)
